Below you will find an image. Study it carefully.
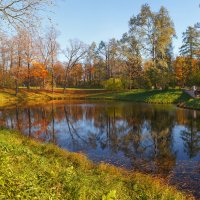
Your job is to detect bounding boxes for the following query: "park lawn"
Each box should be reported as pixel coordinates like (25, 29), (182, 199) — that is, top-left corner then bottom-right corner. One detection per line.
(0, 129), (193, 200)
(86, 89), (191, 104)
(0, 87), (195, 108)
(0, 88), (105, 107)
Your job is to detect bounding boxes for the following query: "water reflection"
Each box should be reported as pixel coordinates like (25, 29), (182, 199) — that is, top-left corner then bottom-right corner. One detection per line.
(0, 101), (200, 197)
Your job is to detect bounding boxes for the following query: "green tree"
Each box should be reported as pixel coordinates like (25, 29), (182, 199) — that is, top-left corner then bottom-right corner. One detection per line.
(119, 33), (142, 89)
(97, 39), (119, 79)
(129, 4), (175, 88)
(180, 26), (200, 76)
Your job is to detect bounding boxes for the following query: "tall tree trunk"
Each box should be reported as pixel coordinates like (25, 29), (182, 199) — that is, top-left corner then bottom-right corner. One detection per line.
(15, 80), (19, 96)
(27, 62), (30, 90)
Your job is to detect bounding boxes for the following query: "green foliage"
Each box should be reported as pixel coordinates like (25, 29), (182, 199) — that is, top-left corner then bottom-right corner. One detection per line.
(129, 4), (175, 89)
(102, 78), (123, 91)
(188, 71), (200, 86)
(139, 75), (152, 89)
(0, 129), (191, 200)
(180, 26), (200, 58)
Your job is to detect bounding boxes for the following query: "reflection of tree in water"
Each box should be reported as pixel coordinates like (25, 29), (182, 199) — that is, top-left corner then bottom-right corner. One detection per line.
(181, 111), (200, 159)
(0, 105), (55, 142)
(148, 110), (176, 175)
(64, 105), (89, 147)
(104, 106), (177, 175)
(71, 103), (177, 175)
(2, 102), (200, 198)
(1, 102), (200, 176)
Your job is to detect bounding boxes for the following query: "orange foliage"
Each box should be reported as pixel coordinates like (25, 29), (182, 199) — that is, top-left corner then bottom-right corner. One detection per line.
(32, 62), (48, 79)
(70, 63), (83, 80)
(173, 56), (199, 86)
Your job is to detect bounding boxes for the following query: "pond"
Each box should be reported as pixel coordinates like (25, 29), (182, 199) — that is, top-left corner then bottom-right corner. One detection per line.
(0, 100), (200, 198)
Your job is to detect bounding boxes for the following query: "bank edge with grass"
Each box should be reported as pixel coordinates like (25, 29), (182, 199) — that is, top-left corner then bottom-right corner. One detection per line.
(0, 88), (196, 108)
(0, 129), (193, 200)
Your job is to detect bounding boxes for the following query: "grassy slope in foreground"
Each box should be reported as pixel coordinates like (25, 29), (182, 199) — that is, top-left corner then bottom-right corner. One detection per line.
(0, 129), (193, 200)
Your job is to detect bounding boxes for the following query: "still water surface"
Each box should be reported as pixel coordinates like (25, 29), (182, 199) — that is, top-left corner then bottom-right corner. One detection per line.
(0, 101), (200, 197)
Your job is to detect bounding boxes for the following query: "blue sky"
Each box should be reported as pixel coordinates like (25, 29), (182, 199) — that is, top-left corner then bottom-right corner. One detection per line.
(51, 0), (200, 56)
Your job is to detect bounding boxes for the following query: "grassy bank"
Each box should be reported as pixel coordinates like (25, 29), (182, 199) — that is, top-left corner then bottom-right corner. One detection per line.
(0, 88), (193, 107)
(0, 88), (107, 107)
(0, 129), (192, 200)
(86, 89), (191, 104)
(178, 98), (200, 110)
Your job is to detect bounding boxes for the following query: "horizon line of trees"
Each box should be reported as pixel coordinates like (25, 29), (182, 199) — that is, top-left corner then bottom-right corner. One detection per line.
(0, 4), (200, 94)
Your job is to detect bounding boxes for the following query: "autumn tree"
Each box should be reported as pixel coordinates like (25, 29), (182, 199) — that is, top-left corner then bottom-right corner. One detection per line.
(32, 62), (48, 88)
(0, 32), (10, 87)
(53, 61), (65, 87)
(70, 63), (83, 87)
(12, 30), (26, 95)
(119, 33), (142, 89)
(0, 0), (57, 90)
(173, 56), (187, 87)
(84, 42), (97, 85)
(19, 29), (36, 89)
(36, 26), (59, 91)
(46, 26), (59, 93)
(129, 4), (175, 88)
(97, 39), (119, 79)
(63, 39), (87, 91)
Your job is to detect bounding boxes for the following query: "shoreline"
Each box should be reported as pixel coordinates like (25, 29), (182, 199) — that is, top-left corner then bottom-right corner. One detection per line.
(0, 128), (193, 199)
(1, 88), (198, 110)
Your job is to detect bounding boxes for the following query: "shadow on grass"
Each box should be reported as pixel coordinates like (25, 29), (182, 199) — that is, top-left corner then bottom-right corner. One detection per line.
(87, 89), (192, 104)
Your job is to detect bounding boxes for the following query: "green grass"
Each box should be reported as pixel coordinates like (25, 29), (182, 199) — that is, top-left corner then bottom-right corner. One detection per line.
(180, 98), (200, 110)
(0, 87), (196, 109)
(86, 89), (191, 104)
(0, 129), (193, 200)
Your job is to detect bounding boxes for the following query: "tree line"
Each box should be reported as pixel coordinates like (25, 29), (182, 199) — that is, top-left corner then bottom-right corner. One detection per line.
(0, 3), (200, 93)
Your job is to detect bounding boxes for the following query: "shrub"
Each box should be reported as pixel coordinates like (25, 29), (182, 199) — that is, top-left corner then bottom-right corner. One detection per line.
(102, 78), (123, 91)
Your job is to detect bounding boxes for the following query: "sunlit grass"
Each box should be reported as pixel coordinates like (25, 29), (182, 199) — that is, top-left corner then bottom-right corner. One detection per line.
(0, 87), (194, 108)
(87, 89), (191, 104)
(0, 129), (193, 200)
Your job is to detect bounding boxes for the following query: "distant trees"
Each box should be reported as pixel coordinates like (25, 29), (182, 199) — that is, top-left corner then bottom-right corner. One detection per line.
(1, 3), (200, 91)
(63, 39), (87, 90)
(119, 33), (142, 89)
(45, 26), (59, 92)
(174, 56), (199, 87)
(0, 0), (56, 94)
(180, 26), (200, 60)
(84, 42), (96, 85)
(179, 25), (200, 80)
(129, 4), (175, 89)
(173, 25), (200, 87)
